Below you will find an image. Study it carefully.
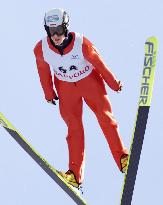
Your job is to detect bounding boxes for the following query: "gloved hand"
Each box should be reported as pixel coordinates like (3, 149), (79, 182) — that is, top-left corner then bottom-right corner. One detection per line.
(47, 96), (59, 105)
(117, 81), (123, 92)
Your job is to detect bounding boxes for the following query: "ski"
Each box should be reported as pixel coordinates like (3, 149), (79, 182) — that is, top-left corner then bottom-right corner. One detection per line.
(0, 113), (88, 205)
(120, 36), (158, 205)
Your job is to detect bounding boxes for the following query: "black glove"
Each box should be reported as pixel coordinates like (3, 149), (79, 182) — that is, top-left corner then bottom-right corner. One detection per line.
(117, 81), (123, 92)
(47, 96), (59, 105)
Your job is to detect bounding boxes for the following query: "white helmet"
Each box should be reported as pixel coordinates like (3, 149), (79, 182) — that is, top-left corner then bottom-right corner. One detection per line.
(44, 8), (69, 38)
(44, 8), (69, 27)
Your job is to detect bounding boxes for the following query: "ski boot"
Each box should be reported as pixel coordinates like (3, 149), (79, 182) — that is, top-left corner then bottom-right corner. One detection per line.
(120, 154), (129, 174)
(57, 170), (80, 188)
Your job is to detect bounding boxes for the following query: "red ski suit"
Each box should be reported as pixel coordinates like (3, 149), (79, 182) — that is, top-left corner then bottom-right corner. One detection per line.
(34, 32), (128, 184)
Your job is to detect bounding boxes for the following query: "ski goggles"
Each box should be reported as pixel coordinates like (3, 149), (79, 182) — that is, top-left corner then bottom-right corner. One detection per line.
(49, 25), (65, 36)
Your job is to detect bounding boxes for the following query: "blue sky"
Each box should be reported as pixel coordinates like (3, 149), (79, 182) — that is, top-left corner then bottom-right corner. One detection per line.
(0, 0), (163, 204)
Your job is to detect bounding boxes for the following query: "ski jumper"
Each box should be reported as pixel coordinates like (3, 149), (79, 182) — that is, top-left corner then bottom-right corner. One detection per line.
(34, 32), (128, 184)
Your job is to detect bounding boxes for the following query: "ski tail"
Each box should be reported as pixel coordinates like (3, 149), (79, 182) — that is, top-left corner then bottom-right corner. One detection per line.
(120, 36), (158, 205)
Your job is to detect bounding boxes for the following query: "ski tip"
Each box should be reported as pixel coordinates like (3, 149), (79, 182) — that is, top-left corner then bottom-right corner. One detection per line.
(139, 36), (158, 107)
(0, 113), (5, 124)
(0, 113), (16, 130)
(146, 36), (158, 45)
